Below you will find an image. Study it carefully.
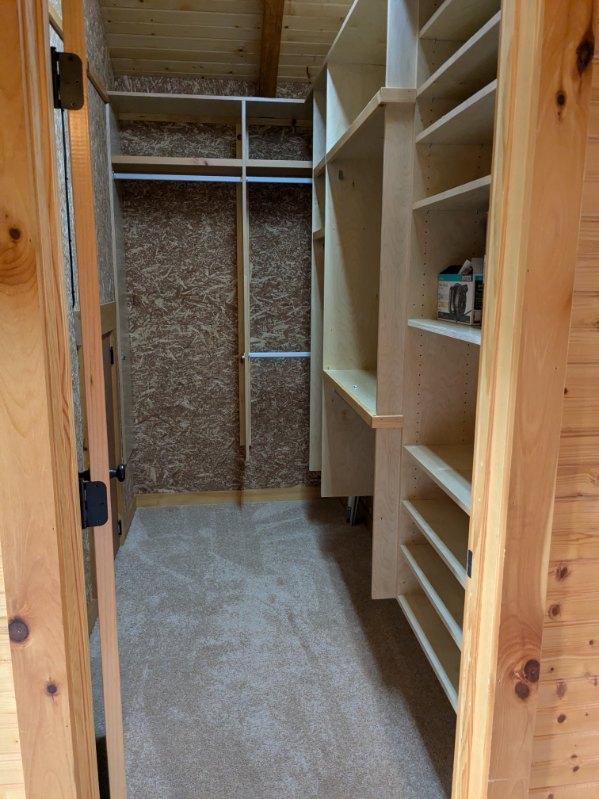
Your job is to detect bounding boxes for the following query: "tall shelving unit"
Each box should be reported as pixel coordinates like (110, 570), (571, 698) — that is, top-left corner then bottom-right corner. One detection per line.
(310, 0), (501, 709)
(309, 0), (416, 599)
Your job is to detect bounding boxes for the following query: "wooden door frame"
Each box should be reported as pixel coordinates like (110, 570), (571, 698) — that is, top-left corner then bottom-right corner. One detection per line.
(0, 0), (99, 794)
(453, 2), (597, 797)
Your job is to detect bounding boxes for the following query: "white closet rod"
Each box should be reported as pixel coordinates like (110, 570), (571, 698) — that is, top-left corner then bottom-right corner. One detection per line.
(113, 173), (242, 183)
(246, 352), (311, 359)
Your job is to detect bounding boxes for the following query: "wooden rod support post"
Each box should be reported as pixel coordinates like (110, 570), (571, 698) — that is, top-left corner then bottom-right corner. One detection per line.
(453, 2), (596, 796)
(237, 101), (252, 457)
(61, 0), (127, 796)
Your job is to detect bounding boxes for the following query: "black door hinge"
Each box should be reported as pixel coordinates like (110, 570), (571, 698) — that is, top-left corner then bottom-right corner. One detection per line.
(78, 470), (108, 529)
(117, 519), (123, 537)
(51, 47), (84, 110)
(109, 345), (115, 365)
(467, 548), (473, 578)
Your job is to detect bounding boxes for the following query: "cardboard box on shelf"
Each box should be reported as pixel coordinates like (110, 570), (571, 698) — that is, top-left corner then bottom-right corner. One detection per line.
(437, 258), (484, 326)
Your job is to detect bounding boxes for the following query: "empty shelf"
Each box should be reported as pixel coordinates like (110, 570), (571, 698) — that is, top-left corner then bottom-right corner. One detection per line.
(416, 81), (497, 145)
(246, 160), (312, 177)
(398, 592), (460, 711)
(401, 542), (464, 648)
(326, 88), (416, 164)
(418, 12), (501, 101)
(403, 499), (469, 586)
(405, 444), (473, 514)
(408, 318), (482, 345)
(112, 154), (242, 177)
(413, 175), (491, 212)
(420, 0), (501, 42)
(323, 369), (403, 429)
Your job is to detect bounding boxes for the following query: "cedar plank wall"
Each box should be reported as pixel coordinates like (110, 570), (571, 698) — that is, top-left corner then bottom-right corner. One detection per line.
(530, 59), (599, 796)
(114, 74), (317, 495)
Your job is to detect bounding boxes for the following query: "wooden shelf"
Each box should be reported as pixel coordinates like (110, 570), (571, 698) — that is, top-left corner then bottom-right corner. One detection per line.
(326, 0), (387, 67)
(108, 91), (310, 123)
(313, 228), (325, 242)
(246, 160), (312, 178)
(403, 499), (469, 587)
(420, 0), (501, 43)
(325, 88), (416, 164)
(418, 12), (501, 100)
(323, 369), (403, 429)
(404, 444), (473, 514)
(413, 175), (491, 212)
(112, 154), (242, 177)
(398, 592), (460, 711)
(313, 156), (326, 178)
(401, 542), (464, 648)
(408, 318), (482, 345)
(416, 81), (497, 145)
(111, 155), (312, 179)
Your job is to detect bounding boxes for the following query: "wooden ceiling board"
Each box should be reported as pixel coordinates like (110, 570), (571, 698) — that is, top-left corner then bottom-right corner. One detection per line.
(101, 0), (351, 83)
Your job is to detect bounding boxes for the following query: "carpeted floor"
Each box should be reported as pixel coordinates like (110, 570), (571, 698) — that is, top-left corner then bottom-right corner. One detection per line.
(90, 499), (455, 798)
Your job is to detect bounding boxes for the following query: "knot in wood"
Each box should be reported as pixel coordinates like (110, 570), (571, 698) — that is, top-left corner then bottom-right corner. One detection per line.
(524, 659), (540, 683)
(515, 681), (530, 700)
(577, 36), (595, 74)
(8, 617), (29, 643)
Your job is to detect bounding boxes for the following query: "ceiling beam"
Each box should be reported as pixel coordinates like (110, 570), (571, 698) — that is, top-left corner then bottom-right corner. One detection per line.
(258, 0), (285, 97)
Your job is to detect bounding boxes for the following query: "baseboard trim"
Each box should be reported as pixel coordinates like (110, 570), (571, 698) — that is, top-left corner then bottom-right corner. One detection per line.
(136, 485), (322, 509)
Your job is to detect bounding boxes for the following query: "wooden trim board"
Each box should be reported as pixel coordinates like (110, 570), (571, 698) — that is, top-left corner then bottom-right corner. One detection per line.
(0, 0), (99, 794)
(136, 486), (322, 508)
(453, 2), (596, 796)
(62, 0), (127, 795)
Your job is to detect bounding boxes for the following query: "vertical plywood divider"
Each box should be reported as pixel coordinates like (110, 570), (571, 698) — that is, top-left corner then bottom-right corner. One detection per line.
(0, 0), (99, 795)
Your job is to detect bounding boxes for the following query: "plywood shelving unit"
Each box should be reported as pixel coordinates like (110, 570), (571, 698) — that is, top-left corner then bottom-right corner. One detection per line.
(398, 0), (500, 714)
(310, 0), (501, 712)
(309, 0), (416, 595)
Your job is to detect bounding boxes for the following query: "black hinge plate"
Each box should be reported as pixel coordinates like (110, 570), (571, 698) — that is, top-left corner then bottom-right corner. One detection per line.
(467, 548), (473, 578)
(79, 471), (109, 529)
(51, 47), (84, 110)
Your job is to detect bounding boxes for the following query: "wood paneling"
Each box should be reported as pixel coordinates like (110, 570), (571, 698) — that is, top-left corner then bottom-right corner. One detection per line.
(101, 0), (351, 85)
(531, 38), (599, 793)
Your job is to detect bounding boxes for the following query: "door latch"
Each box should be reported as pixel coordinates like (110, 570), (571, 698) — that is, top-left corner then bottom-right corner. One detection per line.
(78, 470), (108, 529)
(109, 463), (127, 483)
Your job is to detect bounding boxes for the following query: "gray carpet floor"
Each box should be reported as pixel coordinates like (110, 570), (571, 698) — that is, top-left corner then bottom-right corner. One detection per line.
(90, 499), (455, 798)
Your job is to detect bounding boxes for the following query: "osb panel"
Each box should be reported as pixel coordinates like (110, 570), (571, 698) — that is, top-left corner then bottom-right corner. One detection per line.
(121, 179), (316, 493)
(248, 124), (312, 161)
(244, 359), (319, 489)
(112, 74), (307, 99)
(88, 82), (115, 305)
(119, 121), (237, 159)
(84, 0), (114, 90)
(249, 184), (312, 351)
(122, 180), (241, 494)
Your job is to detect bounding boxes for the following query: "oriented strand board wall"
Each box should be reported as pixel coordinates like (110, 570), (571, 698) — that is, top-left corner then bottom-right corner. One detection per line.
(530, 72), (599, 796)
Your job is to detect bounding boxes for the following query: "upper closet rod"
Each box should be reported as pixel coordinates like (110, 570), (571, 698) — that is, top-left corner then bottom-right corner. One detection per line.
(113, 173), (312, 185)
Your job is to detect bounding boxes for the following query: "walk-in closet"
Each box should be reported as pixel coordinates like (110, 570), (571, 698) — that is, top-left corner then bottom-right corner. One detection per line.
(3, 0), (599, 797)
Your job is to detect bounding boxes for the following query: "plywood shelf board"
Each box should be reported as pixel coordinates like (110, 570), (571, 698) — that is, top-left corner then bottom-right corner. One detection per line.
(108, 91), (311, 122)
(408, 318), (482, 345)
(405, 444), (473, 514)
(403, 499), (469, 586)
(397, 592), (460, 711)
(313, 156), (326, 177)
(413, 174), (491, 211)
(401, 542), (464, 647)
(325, 0), (387, 67)
(323, 369), (403, 429)
(416, 80), (497, 145)
(112, 154), (242, 176)
(420, 0), (501, 43)
(111, 155), (312, 178)
(326, 87), (416, 164)
(418, 12), (501, 100)
(313, 228), (325, 242)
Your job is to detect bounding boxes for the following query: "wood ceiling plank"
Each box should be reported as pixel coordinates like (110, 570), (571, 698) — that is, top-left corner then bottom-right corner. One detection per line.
(258, 0), (285, 96)
(102, 7), (262, 29)
(111, 47), (259, 64)
(108, 32), (329, 56)
(102, 0), (261, 11)
(112, 58), (258, 76)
